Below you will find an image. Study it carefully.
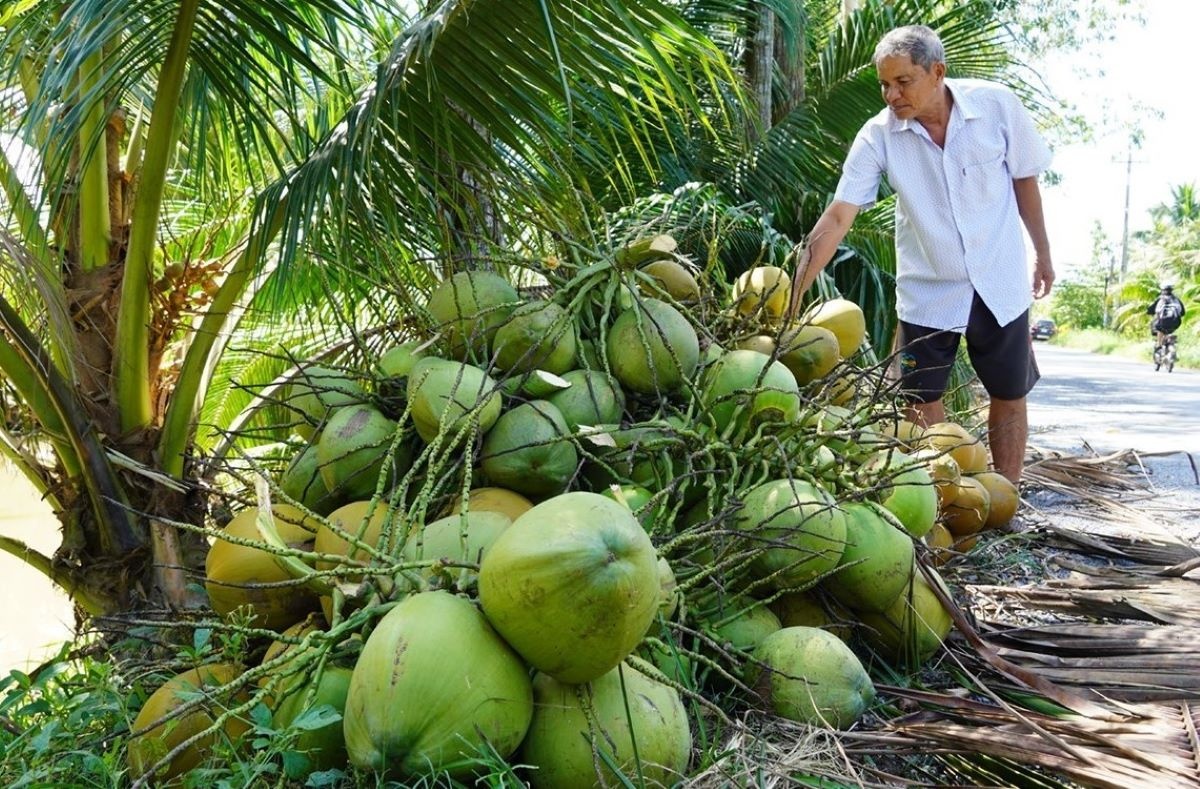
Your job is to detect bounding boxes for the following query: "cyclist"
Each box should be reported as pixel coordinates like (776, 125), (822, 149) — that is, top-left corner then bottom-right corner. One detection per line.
(1146, 285), (1185, 349)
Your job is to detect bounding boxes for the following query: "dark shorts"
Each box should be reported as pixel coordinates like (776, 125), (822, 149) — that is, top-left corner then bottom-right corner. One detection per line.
(893, 293), (1040, 403)
(1152, 317), (1181, 335)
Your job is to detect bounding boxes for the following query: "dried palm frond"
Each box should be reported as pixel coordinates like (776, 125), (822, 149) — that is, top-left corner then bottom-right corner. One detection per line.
(879, 688), (1200, 789)
(1040, 525), (1200, 566)
(973, 622), (1200, 702)
(970, 564), (1200, 627)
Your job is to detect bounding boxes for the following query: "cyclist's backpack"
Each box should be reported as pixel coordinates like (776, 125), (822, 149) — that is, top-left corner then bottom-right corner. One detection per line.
(1157, 298), (1181, 321)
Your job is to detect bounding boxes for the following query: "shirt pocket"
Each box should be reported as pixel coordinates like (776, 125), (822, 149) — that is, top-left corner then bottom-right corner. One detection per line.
(960, 152), (1008, 209)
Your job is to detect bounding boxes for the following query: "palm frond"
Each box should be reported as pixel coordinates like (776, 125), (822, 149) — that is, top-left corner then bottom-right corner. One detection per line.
(255, 0), (741, 312)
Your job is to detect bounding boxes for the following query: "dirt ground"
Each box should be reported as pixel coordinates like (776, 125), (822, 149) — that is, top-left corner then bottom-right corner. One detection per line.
(0, 462), (74, 676)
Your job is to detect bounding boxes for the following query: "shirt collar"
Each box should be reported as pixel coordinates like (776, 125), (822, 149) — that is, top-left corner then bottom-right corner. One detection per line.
(886, 78), (979, 134)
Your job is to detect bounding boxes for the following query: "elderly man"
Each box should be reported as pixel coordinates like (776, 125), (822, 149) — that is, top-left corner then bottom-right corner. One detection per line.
(789, 25), (1053, 484)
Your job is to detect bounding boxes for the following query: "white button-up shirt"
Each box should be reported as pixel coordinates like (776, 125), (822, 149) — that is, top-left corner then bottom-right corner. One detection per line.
(834, 78), (1052, 331)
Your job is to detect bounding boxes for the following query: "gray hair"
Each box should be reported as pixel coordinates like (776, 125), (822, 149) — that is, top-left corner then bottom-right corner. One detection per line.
(873, 25), (945, 70)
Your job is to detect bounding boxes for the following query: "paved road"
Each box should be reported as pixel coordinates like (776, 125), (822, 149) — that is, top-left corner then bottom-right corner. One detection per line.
(1027, 343), (1199, 457)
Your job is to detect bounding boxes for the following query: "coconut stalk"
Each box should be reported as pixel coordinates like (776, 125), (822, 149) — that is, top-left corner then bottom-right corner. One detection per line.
(114, 0), (201, 434)
(77, 47), (111, 273)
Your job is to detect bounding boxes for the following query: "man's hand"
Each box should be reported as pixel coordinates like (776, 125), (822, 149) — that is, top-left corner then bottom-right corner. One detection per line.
(1032, 256), (1055, 299)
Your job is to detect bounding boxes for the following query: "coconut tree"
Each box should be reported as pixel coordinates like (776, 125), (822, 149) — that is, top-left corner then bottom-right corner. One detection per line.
(578, 0), (1024, 352)
(0, 0), (741, 618)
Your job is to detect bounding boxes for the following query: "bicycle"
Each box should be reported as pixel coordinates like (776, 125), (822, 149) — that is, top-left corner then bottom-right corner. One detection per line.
(1153, 334), (1178, 373)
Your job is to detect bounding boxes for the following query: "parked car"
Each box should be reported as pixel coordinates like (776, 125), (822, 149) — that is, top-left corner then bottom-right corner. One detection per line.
(1030, 318), (1057, 340)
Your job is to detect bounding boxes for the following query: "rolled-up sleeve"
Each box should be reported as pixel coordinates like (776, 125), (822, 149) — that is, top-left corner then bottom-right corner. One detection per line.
(1003, 92), (1052, 178)
(834, 131), (885, 209)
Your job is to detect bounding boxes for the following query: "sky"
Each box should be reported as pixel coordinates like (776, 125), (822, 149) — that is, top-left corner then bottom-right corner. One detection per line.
(1035, 2), (1200, 280)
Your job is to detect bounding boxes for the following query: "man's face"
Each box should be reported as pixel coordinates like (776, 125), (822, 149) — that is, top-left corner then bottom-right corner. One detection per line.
(877, 55), (945, 120)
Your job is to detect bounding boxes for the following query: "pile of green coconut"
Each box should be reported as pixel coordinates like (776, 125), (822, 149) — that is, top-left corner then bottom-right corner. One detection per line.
(128, 237), (1020, 786)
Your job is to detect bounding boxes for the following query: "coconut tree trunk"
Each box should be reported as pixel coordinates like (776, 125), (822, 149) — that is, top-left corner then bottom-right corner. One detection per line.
(772, 8), (805, 125)
(745, 3), (774, 140)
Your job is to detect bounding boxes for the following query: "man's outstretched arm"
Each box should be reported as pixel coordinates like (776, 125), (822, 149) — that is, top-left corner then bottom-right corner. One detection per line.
(787, 200), (860, 318)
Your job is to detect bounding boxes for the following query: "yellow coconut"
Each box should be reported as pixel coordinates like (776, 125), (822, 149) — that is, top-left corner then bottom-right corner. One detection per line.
(314, 500), (399, 622)
(919, 421), (989, 474)
(818, 372), (859, 407)
(909, 446), (962, 509)
(732, 265), (791, 320)
(878, 416), (924, 449)
(446, 486), (535, 523)
(128, 663), (251, 782)
(924, 523), (954, 566)
(778, 324), (841, 385)
(972, 471), (1020, 530)
(640, 258), (702, 302)
(923, 523), (977, 566)
(942, 475), (990, 538)
(314, 500), (396, 573)
(736, 334), (777, 356)
(205, 505), (321, 630)
(802, 298), (867, 358)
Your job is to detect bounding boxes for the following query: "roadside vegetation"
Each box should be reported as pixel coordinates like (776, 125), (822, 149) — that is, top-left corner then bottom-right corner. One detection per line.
(1046, 182), (1199, 371)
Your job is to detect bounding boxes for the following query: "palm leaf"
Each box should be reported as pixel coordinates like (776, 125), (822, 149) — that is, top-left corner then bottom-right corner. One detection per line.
(255, 0), (740, 311)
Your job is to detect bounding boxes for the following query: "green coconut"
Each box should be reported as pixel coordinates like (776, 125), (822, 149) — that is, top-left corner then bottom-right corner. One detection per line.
(735, 479), (848, 590)
(316, 404), (412, 501)
(639, 636), (696, 687)
(128, 663), (251, 782)
(400, 510), (511, 592)
(288, 364), (366, 439)
(748, 626), (875, 729)
(376, 339), (428, 407)
(706, 597), (782, 653)
(601, 483), (664, 535)
(520, 665), (691, 789)
(279, 443), (341, 515)
(407, 357), (502, 443)
(426, 270), (520, 361)
(204, 504), (320, 630)
(480, 401), (578, 498)
(499, 369), (572, 399)
(700, 349), (801, 432)
(859, 569), (954, 667)
(656, 556), (681, 619)
(343, 591), (533, 778)
(545, 369), (626, 431)
(823, 502), (915, 613)
(493, 300), (577, 374)
(605, 298), (699, 395)
(862, 449), (939, 538)
(272, 665), (353, 775)
(478, 492), (660, 683)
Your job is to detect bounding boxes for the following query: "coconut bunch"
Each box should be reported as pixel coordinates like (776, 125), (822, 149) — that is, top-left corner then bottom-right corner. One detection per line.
(138, 235), (1014, 785)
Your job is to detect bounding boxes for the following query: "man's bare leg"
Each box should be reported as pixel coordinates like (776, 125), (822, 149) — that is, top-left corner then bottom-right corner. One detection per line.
(905, 399), (945, 428)
(988, 396), (1027, 484)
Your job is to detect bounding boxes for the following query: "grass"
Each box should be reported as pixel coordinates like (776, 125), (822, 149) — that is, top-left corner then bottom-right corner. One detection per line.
(1047, 326), (1199, 369)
